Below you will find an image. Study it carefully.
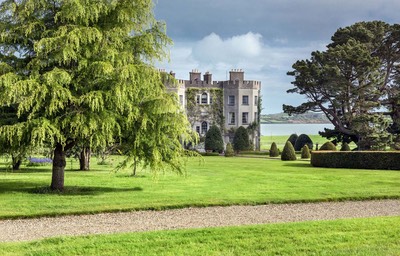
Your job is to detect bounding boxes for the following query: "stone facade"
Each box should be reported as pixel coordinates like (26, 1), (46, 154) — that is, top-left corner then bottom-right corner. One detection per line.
(165, 69), (261, 150)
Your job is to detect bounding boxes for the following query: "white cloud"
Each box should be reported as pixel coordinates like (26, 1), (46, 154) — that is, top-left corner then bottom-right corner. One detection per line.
(192, 32), (263, 63)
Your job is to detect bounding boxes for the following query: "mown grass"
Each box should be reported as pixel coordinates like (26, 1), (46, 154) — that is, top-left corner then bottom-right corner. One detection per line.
(0, 217), (399, 255)
(0, 156), (399, 219)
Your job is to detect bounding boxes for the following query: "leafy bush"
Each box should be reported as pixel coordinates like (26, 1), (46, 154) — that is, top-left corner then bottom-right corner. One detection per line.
(225, 142), (235, 157)
(281, 141), (297, 161)
(287, 133), (298, 147)
(204, 125), (224, 153)
(340, 142), (351, 151)
(233, 126), (249, 153)
(301, 145), (311, 159)
(319, 141), (337, 151)
(269, 142), (280, 157)
(294, 134), (313, 151)
(311, 151), (400, 170)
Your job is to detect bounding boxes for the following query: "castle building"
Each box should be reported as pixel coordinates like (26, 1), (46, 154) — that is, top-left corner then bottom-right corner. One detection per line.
(164, 69), (261, 150)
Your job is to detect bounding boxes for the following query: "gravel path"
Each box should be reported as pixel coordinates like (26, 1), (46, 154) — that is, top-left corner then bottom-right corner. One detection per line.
(1, 199), (399, 242)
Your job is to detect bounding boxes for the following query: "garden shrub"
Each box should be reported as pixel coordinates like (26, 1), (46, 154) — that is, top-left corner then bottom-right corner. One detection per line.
(225, 142), (235, 157)
(301, 145), (311, 159)
(233, 126), (250, 153)
(281, 141), (297, 161)
(294, 134), (313, 151)
(269, 142), (279, 157)
(311, 151), (400, 170)
(287, 133), (298, 147)
(319, 141), (337, 151)
(340, 142), (351, 151)
(204, 125), (224, 153)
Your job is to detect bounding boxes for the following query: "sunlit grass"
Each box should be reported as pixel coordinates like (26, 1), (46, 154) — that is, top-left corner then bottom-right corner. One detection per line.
(0, 156), (398, 219)
(0, 217), (399, 255)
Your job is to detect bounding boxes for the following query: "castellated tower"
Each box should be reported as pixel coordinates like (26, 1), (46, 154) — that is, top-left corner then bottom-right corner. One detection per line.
(164, 69), (261, 151)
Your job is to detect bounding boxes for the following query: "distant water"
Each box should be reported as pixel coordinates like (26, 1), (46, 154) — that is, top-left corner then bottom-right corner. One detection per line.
(261, 123), (334, 136)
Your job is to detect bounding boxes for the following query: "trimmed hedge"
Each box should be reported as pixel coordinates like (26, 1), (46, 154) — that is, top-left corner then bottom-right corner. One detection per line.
(269, 142), (280, 157)
(311, 151), (400, 170)
(281, 141), (297, 161)
(319, 141), (337, 151)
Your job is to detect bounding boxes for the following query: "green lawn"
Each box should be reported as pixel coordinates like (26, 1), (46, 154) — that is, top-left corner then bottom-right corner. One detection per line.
(0, 156), (399, 219)
(0, 216), (399, 255)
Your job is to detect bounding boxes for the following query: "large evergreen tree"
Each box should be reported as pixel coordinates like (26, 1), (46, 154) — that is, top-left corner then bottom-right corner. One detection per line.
(204, 125), (224, 153)
(284, 21), (400, 150)
(233, 126), (249, 153)
(0, 0), (194, 190)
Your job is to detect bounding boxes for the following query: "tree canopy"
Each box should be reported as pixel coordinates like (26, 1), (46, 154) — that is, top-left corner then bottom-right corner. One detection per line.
(284, 21), (400, 150)
(0, 0), (195, 190)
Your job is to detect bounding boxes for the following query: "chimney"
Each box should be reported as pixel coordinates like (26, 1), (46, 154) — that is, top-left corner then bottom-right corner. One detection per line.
(203, 72), (212, 84)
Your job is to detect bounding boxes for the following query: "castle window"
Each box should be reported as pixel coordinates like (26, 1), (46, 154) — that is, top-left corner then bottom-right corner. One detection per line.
(228, 95), (235, 106)
(196, 126), (200, 134)
(254, 96), (258, 106)
(201, 121), (208, 134)
(242, 95), (249, 105)
(242, 112), (248, 124)
(179, 95), (183, 105)
(229, 112), (235, 124)
(201, 92), (208, 104)
(196, 95), (200, 104)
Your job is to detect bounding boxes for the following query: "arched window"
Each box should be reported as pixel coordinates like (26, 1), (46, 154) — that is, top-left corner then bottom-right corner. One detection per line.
(201, 121), (208, 134)
(201, 92), (208, 104)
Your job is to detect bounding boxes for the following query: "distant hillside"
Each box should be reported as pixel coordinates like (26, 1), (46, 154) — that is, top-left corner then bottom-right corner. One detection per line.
(261, 112), (330, 124)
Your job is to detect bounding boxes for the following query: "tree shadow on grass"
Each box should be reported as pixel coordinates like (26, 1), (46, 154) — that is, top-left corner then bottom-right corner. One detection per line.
(0, 167), (52, 173)
(0, 180), (143, 195)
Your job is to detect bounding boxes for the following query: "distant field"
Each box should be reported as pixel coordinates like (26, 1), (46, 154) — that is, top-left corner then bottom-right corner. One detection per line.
(0, 156), (398, 219)
(0, 217), (399, 255)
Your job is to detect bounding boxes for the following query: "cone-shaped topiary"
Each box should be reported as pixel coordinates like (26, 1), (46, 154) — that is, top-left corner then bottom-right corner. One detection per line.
(340, 142), (351, 151)
(205, 125), (224, 153)
(269, 142), (280, 157)
(281, 141), (297, 161)
(301, 144), (311, 159)
(287, 133), (298, 147)
(294, 134), (313, 151)
(225, 142), (235, 157)
(319, 141), (337, 151)
(233, 126), (249, 153)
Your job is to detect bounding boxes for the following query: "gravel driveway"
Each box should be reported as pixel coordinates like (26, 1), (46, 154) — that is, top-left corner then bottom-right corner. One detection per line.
(0, 199), (399, 242)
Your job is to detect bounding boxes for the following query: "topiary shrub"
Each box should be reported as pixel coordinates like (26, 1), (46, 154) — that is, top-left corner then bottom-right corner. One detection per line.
(287, 133), (298, 147)
(204, 125), (224, 153)
(319, 141), (337, 151)
(281, 141), (297, 161)
(340, 142), (351, 151)
(225, 142), (235, 157)
(269, 142), (280, 157)
(301, 144), (311, 159)
(233, 126), (249, 153)
(294, 134), (313, 151)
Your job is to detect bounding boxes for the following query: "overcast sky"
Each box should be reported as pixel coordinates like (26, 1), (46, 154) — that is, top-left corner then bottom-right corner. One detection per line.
(153, 0), (400, 114)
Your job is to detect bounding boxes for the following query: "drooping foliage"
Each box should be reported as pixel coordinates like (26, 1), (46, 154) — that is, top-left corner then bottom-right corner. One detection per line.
(285, 21), (400, 150)
(205, 125), (224, 153)
(281, 141), (297, 161)
(233, 126), (249, 153)
(294, 134), (313, 151)
(0, 0), (195, 190)
(269, 142), (279, 157)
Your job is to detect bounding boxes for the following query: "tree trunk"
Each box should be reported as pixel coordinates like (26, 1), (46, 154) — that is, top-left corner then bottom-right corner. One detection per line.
(11, 155), (21, 171)
(79, 147), (91, 171)
(51, 143), (66, 191)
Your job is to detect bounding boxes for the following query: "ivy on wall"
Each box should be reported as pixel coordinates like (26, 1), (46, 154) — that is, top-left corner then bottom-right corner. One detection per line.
(185, 88), (224, 134)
